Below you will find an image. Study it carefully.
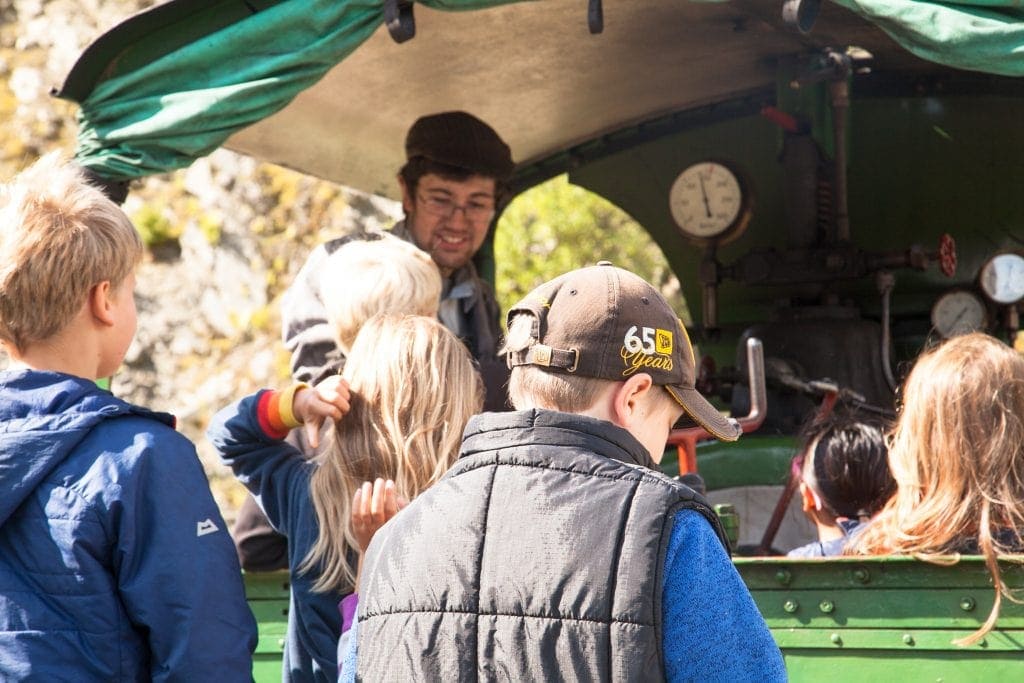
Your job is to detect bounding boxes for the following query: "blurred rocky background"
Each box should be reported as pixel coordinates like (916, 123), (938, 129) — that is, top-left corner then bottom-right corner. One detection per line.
(1, 0), (684, 523)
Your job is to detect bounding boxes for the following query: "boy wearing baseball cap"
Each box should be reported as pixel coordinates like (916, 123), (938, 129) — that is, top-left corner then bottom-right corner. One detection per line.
(343, 264), (785, 681)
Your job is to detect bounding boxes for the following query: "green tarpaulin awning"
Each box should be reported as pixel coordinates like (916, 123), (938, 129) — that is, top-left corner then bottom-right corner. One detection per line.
(58, 0), (1024, 183)
(833, 0), (1024, 76)
(60, 0), (523, 181)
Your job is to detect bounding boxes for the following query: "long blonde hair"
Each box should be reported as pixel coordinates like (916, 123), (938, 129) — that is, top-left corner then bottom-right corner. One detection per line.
(302, 314), (483, 592)
(848, 332), (1024, 644)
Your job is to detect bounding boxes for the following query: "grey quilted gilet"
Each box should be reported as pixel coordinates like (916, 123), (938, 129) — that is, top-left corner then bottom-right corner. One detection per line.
(356, 409), (727, 681)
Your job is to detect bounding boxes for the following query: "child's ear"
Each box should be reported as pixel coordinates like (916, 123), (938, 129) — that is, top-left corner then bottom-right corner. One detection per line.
(610, 373), (654, 430)
(800, 480), (822, 513)
(89, 281), (116, 327)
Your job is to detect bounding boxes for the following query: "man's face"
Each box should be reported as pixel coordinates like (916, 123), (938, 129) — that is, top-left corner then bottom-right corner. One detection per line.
(402, 173), (496, 278)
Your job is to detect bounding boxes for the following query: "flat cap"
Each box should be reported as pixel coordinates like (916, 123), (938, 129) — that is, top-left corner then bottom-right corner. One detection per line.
(405, 111), (514, 181)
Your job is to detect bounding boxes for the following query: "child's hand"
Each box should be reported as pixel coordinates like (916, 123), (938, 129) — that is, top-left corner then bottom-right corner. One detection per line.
(293, 376), (351, 449)
(351, 478), (408, 552)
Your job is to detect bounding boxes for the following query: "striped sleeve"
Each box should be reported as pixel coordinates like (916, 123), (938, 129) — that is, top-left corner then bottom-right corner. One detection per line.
(255, 384), (308, 439)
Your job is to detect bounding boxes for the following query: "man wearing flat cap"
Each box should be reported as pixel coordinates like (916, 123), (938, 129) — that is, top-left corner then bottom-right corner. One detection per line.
(281, 110), (513, 402)
(232, 111), (514, 572)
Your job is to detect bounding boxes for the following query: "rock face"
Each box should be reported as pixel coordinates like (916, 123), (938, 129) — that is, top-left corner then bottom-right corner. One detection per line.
(0, 0), (401, 519)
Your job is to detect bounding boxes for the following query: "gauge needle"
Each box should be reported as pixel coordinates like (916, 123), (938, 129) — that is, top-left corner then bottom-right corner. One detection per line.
(698, 173), (712, 217)
(951, 307), (968, 327)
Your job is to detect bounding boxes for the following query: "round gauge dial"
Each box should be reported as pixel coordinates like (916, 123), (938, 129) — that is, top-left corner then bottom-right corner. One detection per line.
(979, 253), (1024, 305)
(931, 289), (988, 338)
(669, 161), (752, 244)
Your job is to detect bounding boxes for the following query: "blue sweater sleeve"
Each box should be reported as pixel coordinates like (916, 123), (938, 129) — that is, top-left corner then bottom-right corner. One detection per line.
(662, 510), (787, 682)
(207, 390), (312, 536)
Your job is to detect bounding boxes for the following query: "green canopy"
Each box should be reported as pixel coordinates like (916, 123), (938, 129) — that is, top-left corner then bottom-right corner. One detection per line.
(831, 0), (1024, 76)
(61, 0), (523, 181)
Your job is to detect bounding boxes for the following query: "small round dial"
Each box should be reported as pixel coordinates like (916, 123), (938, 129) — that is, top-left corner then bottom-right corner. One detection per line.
(979, 253), (1024, 305)
(669, 161), (751, 244)
(931, 289), (988, 338)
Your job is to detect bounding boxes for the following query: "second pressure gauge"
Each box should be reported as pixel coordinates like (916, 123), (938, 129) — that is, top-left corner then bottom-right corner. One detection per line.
(931, 289), (988, 339)
(669, 161), (752, 245)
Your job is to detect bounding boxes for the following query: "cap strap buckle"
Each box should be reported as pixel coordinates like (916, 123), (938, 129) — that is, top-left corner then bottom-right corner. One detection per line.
(507, 345), (580, 372)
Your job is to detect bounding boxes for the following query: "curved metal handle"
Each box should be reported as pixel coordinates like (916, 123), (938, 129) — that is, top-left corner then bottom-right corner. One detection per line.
(735, 337), (766, 433)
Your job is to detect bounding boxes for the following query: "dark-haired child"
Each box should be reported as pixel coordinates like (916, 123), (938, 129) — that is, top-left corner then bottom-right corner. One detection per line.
(788, 415), (895, 557)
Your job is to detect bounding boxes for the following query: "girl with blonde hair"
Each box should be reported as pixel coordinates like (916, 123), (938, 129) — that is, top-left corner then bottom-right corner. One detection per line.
(848, 332), (1024, 644)
(210, 314), (483, 681)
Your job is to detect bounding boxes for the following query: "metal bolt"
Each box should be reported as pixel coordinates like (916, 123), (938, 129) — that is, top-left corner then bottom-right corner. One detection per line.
(852, 568), (870, 584)
(819, 599), (835, 614)
(775, 569), (792, 586)
(830, 633), (842, 646)
(959, 597), (976, 612)
(902, 634), (915, 646)
(783, 599), (799, 613)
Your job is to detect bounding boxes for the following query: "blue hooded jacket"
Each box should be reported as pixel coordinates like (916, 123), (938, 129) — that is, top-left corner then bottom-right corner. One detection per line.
(0, 370), (256, 681)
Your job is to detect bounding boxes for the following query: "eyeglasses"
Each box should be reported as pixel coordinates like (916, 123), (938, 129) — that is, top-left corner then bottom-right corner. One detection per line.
(417, 193), (495, 223)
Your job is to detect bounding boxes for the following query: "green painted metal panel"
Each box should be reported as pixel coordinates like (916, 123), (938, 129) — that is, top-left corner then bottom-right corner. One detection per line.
(781, 649), (1024, 681)
(242, 559), (1024, 681)
(696, 437), (798, 490)
(755, 588), (1023, 628)
(659, 437), (797, 486)
(736, 556), (1024, 590)
(774, 628), (1024, 651)
(244, 571), (289, 680)
(735, 556), (1024, 680)
(242, 570), (291, 598)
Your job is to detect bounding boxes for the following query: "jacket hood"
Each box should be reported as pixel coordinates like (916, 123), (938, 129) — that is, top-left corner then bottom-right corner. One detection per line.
(0, 369), (172, 527)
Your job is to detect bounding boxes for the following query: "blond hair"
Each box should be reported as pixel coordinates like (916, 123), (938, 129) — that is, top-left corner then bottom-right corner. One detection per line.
(0, 153), (142, 352)
(848, 333), (1024, 644)
(501, 313), (611, 412)
(302, 314), (483, 591)
(319, 234), (442, 354)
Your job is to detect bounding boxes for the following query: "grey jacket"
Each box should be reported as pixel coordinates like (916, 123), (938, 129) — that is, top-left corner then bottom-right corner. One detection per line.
(356, 408), (726, 681)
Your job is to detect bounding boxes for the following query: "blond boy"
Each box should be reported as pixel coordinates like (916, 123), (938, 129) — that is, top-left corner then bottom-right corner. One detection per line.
(344, 263), (785, 681)
(0, 155), (255, 680)
(319, 233), (442, 355)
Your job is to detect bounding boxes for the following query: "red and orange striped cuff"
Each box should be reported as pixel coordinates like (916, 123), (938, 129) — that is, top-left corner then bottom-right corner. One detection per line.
(256, 384), (308, 439)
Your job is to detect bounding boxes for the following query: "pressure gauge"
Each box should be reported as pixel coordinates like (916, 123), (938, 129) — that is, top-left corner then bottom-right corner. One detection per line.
(931, 289), (988, 338)
(669, 161), (752, 245)
(979, 253), (1024, 305)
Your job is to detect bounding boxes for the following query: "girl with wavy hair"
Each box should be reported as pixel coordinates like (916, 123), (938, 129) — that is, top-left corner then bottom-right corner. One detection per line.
(210, 313), (483, 680)
(848, 332), (1024, 644)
